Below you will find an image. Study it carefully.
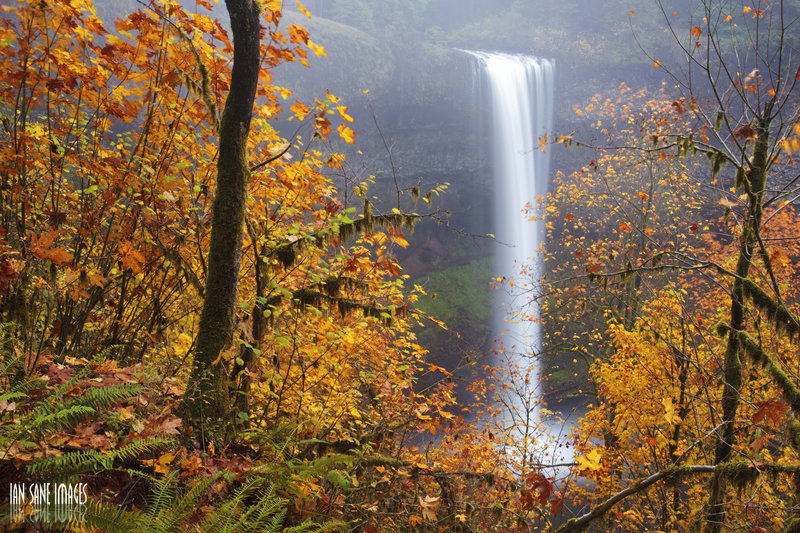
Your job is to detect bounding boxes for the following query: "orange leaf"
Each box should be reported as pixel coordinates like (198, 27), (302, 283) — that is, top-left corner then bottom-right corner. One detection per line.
(29, 231), (72, 266)
(619, 221), (632, 232)
(733, 124), (757, 141)
(118, 240), (146, 274)
(337, 124), (355, 144)
(538, 133), (548, 153)
(690, 26), (702, 38)
(671, 100), (687, 114)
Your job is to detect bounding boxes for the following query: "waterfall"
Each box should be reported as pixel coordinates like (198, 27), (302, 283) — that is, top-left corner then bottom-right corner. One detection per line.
(469, 51), (553, 373)
(466, 50), (561, 468)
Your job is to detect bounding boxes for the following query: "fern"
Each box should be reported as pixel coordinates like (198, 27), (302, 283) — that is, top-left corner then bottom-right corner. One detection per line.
(80, 472), (330, 533)
(27, 436), (173, 476)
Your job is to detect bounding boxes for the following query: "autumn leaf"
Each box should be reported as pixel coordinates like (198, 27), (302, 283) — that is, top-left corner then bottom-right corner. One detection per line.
(662, 397), (680, 424)
(619, 221), (632, 232)
(733, 124), (757, 141)
(538, 133), (547, 153)
(118, 240), (146, 273)
(576, 449), (602, 471)
(29, 231), (72, 266)
(159, 416), (182, 435)
(142, 450), (178, 475)
(671, 100), (687, 114)
(296, 1), (311, 18)
(419, 495), (441, 521)
(690, 26), (702, 38)
(337, 124), (355, 144)
(289, 100), (310, 120)
(752, 399), (789, 426)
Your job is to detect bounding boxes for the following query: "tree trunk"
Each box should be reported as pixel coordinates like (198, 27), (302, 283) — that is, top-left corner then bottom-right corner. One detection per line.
(183, 0), (261, 433)
(705, 120), (770, 532)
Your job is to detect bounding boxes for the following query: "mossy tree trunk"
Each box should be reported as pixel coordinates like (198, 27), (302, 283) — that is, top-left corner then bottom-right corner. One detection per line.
(183, 0), (261, 433)
(705, 119), (770, 532)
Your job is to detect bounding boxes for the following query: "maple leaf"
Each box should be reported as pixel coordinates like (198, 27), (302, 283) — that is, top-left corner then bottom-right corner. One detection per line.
(752, 399), (789, 426)
(143, 450), (178, 475)
(118, 240), (146, 273)
(29, 231), (72, 266)
(337, 124), (355, 144)
(419, 495), (441, 521)
(159, 416), (183, 435)
(671, 100), (687, 114)
(576, 449), (602, 471)
(733, 124), (757, 141)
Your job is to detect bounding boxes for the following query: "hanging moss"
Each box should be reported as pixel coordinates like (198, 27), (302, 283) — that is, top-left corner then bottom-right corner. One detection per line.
(784, 518), (800, 533)
(742, 279), (800, 339)
(715, 110), (725, 131)
(719, 323), (800, 414)
(735, 166), (747, 189)
(274, 243), (297, 269)
(706, 149), (728, 179)
(788, 419), (800, 454)
(717, 460), (761, 492)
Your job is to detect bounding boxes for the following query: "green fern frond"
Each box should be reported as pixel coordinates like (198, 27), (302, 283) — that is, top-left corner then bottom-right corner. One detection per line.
(27, 436), (173, 476)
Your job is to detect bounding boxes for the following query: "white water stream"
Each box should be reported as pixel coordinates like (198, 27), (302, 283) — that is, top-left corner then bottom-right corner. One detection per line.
(466, 51), (570, 473)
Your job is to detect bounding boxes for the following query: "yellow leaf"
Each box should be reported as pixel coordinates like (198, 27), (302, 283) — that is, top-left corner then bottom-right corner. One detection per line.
(743, 6), (751, 13)
(308, 40), (326, 57)
(663, 397), (680, 424)
(538, 133), (547, 153)
(338, 124), (355, 144)
(337, 105), (353, 122)
(296, 1), (311, 18)
(653, 60), (661, 69)
(577, 449), (602, 471)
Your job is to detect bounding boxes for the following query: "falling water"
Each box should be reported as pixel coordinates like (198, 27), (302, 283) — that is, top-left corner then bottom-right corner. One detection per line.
(466, 51), (563, 469)
(468, 51), (553, 373)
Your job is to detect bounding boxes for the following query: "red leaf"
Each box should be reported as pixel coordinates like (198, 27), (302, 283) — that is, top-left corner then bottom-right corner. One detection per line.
(550, 493), (565, 515)
(671, 100), (687, 114)
(733, 124), (757, 141)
